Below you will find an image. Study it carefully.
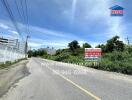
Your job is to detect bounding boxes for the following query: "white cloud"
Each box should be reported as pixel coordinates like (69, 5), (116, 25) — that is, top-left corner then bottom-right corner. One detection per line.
(30, 25), (67, 37)
(0, 23), (9, 29)
(28, 24), (81, 40)
(29, 38), (69, 49)
(8, 30), (19, 35)
(78, 40), (86, 47)
(107, 17), (126, 41)
(29, 37), (101, 49)
(28, 42), (42, 47)
(70, 0), (77, 25)
(16, 22), (79, 39)
(81, 0), (110, 21)
(29, 37), (83, 49)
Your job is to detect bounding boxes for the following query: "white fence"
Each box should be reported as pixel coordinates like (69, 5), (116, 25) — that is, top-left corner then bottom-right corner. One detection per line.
(0, 44), (25, 63)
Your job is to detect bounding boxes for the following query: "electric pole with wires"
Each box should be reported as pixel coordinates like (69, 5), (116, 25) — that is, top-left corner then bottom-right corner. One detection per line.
(25, 35), (30, 58)
(126, 36), (130, 45)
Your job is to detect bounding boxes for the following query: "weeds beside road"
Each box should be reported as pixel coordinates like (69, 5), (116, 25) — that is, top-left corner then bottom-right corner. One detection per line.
(0, 58), (27, 69)
(42, 50), (132, 75)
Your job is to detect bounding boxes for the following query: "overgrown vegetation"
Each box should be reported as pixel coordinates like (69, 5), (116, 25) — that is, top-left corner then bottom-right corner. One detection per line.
(0, 58), (27, 69)
(28, 36), (132, 75)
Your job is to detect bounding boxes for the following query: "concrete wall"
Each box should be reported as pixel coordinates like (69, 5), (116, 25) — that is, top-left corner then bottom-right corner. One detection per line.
(0, 44), (25, 63)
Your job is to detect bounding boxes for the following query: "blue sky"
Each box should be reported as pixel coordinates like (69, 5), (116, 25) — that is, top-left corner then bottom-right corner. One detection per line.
(0, 0), (132, 49)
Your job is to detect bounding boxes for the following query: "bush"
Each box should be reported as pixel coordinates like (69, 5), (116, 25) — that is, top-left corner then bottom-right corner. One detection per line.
(98, 51), (132, 75)
(54, 53), (69, 61)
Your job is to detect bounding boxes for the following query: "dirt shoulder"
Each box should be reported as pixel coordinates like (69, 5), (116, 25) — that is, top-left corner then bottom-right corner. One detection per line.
(0, 60), (30, 97)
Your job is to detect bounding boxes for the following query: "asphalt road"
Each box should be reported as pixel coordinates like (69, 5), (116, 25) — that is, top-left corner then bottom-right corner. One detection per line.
(1, 58), (132, 100)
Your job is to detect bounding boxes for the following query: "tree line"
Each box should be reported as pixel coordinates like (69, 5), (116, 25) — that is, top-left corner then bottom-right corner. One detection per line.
(28, 35), (128, 57)
(28, 36), (132, 75)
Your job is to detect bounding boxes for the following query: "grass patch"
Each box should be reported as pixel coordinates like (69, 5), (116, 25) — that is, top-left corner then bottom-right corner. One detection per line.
(0, 58), (27, 69)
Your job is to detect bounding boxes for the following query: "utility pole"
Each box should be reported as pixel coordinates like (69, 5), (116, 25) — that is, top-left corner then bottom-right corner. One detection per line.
(126, 37), (130, 45)
(25, 35), (30, 58)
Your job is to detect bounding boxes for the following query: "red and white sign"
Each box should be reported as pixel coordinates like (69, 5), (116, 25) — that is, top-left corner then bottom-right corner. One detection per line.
(112, 10), (123, 14)
(85, 48), (102, 58)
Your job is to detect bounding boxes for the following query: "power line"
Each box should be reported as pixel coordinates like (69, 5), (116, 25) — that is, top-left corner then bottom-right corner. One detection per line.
(20, 0), (30, 56)
(1, 0), (24, 40)
(15, 0), (30, 39)
(14, 0), (23, 23)
(16, 0), (30, 56)
(20, 0), (27, 37)
(20, 0), (27, 32)
(14, 0), (26, 40)
(24, 0), (30, 35)
(15, 0), (30, 38)
(19, 0), (30, 42)
(20, 0), (26, 23)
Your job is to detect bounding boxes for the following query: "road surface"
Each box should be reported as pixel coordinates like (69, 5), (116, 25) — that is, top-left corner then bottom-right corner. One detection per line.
(0, 58), (132, 100)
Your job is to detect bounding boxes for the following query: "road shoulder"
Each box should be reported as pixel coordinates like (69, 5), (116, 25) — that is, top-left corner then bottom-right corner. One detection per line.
(0, 59), (30, 97)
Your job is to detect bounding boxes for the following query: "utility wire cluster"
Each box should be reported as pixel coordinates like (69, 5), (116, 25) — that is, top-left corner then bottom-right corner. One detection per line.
(1, 0), (30, 41)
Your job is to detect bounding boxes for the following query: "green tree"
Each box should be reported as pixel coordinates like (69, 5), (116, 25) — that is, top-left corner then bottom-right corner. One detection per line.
(125, 45), (132, 55)
(83, 43), (91, 48)
(105, 36), (125, 52)
(68, 40), (80, 55)
(28, 50), (34, 57)
(55, 49), (62, 56)
(96, 44), (106, 52)
(37, 50), (47, 56)
(28, 50), (47, 57)
(33, 50), (38, 57)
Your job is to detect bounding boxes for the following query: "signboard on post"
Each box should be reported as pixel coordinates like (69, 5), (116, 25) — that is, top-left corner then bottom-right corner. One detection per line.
(85, 48), (102, 62)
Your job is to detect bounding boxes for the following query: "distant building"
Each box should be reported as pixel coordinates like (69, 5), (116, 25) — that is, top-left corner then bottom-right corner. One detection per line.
(39, 47), (56, 55)
(0, 37), (8, 44)
(0, 37), (19, 48)
(0, 37), (26, 53)
(110, 5), (124, 16)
